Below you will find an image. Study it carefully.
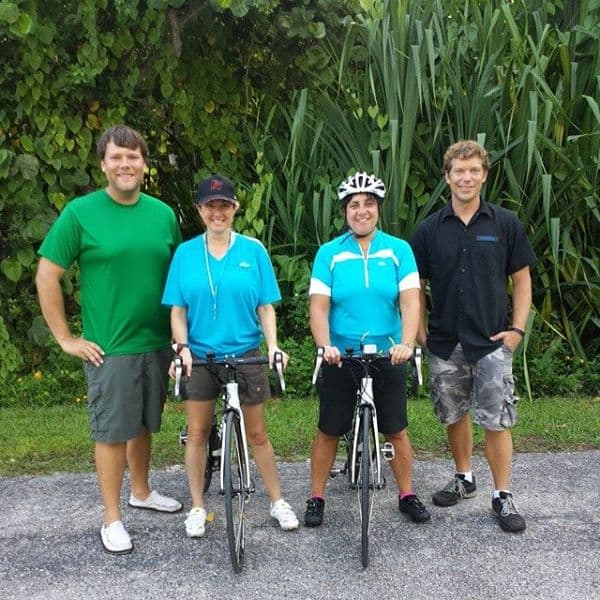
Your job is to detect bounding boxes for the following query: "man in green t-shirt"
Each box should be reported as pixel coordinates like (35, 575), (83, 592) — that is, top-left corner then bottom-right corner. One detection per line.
(36, 125), (183, 555)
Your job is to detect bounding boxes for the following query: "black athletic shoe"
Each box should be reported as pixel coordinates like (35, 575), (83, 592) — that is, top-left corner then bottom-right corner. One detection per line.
(432, 474), (477, 506)
(492, 492), (526, 532)
(399, 494), (431, 523)
(304, 497), (325, 527)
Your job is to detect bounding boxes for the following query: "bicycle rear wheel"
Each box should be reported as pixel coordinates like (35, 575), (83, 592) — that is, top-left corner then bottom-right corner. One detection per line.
(223, 411), (247, 573)
(357, 406), (374, 568)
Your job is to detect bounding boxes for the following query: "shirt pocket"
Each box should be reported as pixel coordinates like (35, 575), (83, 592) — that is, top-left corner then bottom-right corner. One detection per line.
(471, 236), (503, 276)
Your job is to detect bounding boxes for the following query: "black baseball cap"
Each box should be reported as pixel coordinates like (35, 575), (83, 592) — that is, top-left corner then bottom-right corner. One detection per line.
(195, 174), (237, 205)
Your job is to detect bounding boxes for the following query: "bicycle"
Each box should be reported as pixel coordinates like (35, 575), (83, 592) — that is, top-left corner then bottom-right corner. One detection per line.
(311, 344), (395, 568)
(174, 351), (285, 573)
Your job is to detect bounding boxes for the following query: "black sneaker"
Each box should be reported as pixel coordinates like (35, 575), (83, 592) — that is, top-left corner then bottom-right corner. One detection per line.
(399, 494), (431, 523)
(492, 492), (526, 532)
(432, 474), (477, 506)
(304, 497), (325, 527)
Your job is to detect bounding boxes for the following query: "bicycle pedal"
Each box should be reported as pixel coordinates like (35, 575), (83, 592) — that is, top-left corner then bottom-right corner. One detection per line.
(381, 442), (395, 461)
(178, 428), (188, 447)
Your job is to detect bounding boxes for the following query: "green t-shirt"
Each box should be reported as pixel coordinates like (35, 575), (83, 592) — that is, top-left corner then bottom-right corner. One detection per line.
(39, 189), (182, 355)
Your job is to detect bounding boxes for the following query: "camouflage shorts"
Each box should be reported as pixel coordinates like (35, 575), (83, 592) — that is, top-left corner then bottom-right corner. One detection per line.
(427, 344), (517, 430)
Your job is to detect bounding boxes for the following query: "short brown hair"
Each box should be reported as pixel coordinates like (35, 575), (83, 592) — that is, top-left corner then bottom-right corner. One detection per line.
(443, 140), (490, 174)
(96, 125), (149, 161)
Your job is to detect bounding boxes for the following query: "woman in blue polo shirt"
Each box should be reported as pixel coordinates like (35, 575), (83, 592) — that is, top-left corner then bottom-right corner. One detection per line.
(304, 172), (430, 527)
(162, 174), (298, 537)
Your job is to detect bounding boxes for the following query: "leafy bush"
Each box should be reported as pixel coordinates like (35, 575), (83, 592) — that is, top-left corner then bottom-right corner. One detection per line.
(513, 329), (599, 398)
(0, 345), (86, 408)
(279, 335), (317, 399)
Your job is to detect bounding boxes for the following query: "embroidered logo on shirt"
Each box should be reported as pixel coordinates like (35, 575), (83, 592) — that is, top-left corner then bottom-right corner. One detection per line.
(476, 235), (499, 242)
(239, 261), (251, 268)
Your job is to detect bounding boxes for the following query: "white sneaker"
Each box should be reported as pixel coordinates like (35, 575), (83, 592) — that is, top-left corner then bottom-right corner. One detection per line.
(185, 507), (207, 538)
(129, 490), (183, 513)
(100, 520), (133, 554)
(270, 499), (299, 530)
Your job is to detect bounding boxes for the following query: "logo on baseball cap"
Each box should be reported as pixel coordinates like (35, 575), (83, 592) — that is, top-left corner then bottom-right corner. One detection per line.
(195, 174), (237, 205)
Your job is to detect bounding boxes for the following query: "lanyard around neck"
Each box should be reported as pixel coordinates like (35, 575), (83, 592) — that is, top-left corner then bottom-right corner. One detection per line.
(203, 232), (234, 320)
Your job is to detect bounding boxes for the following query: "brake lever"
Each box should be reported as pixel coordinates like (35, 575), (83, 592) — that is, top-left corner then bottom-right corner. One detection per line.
(414, 346), (423, 386)
(312, 346), (324, 385)
(174, 355), (183, 397)
(273, 351), (285, 393)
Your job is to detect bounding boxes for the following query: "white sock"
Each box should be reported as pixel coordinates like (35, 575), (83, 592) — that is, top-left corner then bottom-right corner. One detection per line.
(457, 471), (473, 483)
(493, 489), (511, 499)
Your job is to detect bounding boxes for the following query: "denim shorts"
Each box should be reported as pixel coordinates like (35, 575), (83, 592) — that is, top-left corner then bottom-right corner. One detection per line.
(427, 343), (517, 431)
(83, 348), (171, 443)
(183, 348), (270, 406)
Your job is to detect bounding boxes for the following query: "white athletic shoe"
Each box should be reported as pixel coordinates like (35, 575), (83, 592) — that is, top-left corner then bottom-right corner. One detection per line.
(270, 499), (299, 530)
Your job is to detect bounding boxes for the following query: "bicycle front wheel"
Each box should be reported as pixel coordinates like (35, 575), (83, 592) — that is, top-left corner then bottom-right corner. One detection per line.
(223, 411), (247, 573)
(358, 406), (374, 568)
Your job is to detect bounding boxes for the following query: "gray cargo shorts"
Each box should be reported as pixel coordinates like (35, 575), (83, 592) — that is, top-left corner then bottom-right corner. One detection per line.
(427, 343), (517, 431)
(83, 348), (171, 443)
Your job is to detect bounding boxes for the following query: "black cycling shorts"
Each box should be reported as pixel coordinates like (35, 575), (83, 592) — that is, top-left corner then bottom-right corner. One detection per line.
(316, 359), (408, 437)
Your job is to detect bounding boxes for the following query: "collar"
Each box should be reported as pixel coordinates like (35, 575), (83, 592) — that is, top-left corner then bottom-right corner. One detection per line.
(441, 198), (492, 221)
(341, 227), (381, 246)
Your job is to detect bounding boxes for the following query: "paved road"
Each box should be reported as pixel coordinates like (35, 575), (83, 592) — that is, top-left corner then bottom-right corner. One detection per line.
(1, 450), (599, 599)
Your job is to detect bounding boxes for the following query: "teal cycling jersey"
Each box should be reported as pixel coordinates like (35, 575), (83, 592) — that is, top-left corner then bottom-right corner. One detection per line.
(309, 229), (420, 353)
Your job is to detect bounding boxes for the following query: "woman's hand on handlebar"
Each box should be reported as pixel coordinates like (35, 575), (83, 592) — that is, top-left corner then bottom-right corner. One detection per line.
(169, 346), (192, 379)
(268, 346), (289, 369)
(322, 344), (342, 366)
(389, 342), (414, 365)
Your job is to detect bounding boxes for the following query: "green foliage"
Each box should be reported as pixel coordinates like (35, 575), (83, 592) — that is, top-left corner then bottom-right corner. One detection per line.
(247, 0), (600, 357)
(513, 329), (600, 398)
(0, 345), (85, 408)
(1, 0), (598, 382)
(279, 335), (316, 399)
(0, 316), (23, 381)
(0, 0), (351, 372)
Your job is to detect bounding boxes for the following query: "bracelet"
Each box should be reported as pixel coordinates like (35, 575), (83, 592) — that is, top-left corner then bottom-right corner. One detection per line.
(508, 327), (525, 337)
(174, 343), (189, 354)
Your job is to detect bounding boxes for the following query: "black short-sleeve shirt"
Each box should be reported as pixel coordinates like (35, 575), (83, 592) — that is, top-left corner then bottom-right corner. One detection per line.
(410, 200), (536, 362)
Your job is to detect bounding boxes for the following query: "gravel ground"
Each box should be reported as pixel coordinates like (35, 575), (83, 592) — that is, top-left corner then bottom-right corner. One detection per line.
(1, 450), (599, 599)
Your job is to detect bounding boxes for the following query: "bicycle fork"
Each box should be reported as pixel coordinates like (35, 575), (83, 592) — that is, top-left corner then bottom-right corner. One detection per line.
(219, 381), (254, 498)
(349, 377), (395, 490)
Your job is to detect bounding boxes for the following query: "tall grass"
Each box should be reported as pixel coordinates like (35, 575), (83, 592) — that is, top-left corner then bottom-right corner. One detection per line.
(248, 0), (600, 358)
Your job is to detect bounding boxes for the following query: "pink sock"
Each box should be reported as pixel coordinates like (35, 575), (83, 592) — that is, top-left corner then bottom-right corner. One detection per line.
(399, 492), (415, 500)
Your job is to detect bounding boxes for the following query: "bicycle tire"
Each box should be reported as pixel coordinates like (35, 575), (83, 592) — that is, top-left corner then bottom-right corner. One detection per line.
(358, 406), (373, 568)
(223, 411), (246, 573)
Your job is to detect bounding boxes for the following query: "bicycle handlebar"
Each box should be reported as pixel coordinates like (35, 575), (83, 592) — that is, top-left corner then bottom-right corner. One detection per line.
(310, 345), (423, 386)
(311, 346), (392, 385)
(173, 352), (285, 398)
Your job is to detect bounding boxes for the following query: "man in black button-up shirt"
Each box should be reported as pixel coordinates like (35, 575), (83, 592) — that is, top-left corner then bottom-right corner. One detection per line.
(411, 140), (535, 533)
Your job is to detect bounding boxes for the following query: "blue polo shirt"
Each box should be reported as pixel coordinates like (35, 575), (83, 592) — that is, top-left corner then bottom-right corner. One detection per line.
(162, 232), (280, 359)
(309, 229), (420, 353)
(411, 200), (536, 362)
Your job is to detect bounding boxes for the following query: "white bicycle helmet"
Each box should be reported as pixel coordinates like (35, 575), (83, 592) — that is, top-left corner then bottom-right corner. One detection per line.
(337, 171), (386, 203)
